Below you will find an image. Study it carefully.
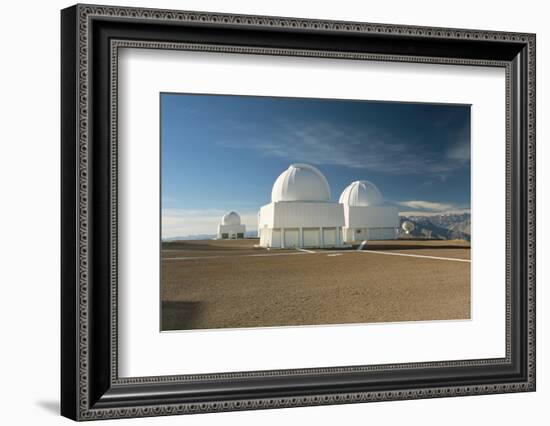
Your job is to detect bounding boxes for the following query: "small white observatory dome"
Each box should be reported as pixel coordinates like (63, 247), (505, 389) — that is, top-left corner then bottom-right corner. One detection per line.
(221, 211), (241, 226)
(271, 163), (331, 202)
(339, 180), (383, 206)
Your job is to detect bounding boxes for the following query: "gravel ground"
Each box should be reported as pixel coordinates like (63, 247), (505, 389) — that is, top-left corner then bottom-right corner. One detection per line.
(161, 239), (471, 330)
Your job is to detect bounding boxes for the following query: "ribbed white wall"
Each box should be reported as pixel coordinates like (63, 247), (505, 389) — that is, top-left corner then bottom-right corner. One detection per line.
(270, 202), (344, 228)
(342, 227), (397, 242)
(258, 202), (399, 246)
(345, 205), (400, 228)
(217, 224), (246, 239)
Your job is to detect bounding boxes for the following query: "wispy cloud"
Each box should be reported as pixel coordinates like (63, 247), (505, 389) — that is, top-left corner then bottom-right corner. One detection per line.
(398, 200), (456, 211)
(396, 200), (470, 216)
(445, 122), (470, 163)
(162, 208), (258, 239)
(217, 119), (469, 176)
(398, 209), (471, 217)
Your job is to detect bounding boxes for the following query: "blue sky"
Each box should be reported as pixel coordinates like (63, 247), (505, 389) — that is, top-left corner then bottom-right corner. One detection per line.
(161, 93), (470, 238)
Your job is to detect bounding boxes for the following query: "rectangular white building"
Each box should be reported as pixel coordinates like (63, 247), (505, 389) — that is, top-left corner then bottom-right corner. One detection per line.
(339, 180), (399, 243)
(341, 205), (399, 242)
(217, 211), (246, 239)
(258, 201), (345, 248)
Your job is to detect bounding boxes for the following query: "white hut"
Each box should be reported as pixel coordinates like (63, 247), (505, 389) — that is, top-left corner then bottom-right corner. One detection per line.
(217, 211), (246, 239)
(258, 164), (344, 248)
(339, 180), (399, 242)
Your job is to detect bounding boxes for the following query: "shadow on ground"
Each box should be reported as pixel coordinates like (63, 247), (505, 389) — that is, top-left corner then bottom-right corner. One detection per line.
(161, 301), (205, 331)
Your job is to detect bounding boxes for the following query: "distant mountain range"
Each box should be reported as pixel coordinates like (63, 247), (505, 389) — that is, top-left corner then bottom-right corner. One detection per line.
(163, 214), (471, 242)
(399, 213), (471, 241)
(163, 230), (259, 241)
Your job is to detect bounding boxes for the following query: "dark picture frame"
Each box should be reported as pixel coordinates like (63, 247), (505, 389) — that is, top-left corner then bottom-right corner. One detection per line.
(61, 4), (536, 421)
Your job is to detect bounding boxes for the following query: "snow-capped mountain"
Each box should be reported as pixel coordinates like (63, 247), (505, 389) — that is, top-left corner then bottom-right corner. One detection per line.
(399, 213), (471, 241)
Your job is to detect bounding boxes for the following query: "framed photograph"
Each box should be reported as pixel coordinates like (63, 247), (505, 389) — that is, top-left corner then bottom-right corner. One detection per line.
(61, 4), (536, 421)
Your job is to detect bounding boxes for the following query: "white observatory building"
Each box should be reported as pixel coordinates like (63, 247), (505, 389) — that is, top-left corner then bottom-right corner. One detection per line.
(217, 211), (246, 239)
(258, 164), (344, 248)
(339, 180), (399, 242)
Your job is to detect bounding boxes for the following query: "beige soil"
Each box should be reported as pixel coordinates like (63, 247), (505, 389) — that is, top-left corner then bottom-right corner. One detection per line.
(161, 239), (471, 330)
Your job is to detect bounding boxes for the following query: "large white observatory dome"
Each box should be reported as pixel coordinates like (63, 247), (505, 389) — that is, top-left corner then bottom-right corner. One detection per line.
(339, 180), (383, 206)
(271, 163), (331, 202)
(221, 211), (241, 225)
